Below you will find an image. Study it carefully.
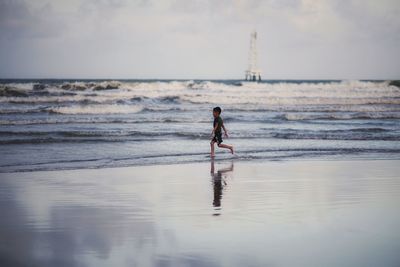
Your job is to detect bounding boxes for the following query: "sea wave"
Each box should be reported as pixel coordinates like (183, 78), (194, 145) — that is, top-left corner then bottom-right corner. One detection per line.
(0, 117), (202, 125)
(270, 128), (399, 141)
(1, 80), (399, 106)
(1, 79), (399, 172)
(282, 112), (400, 120)
(48, 105), (144, 114)
(1, 125), (398, 145)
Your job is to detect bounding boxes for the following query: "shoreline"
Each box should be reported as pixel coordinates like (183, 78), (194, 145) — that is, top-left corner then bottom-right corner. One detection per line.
(2, 155), (400, 174)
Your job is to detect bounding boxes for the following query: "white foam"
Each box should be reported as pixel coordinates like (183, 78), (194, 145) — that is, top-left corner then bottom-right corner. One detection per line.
(50, 105), (143, 115)
(1, 80), (399, 113)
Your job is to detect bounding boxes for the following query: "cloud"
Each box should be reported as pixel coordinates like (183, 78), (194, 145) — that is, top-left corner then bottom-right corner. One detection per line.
(0, 0), (399, 79)
(0, 0), (66, 39)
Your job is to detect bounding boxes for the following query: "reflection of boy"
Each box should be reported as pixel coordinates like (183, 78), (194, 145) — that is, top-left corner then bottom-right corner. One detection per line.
(210, 160), (233, 208)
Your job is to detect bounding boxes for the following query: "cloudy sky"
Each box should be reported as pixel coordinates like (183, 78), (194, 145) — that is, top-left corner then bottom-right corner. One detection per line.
(0, 0), (399, 79)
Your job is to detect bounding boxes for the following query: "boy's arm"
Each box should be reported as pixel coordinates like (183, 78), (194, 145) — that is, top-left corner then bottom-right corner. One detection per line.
(222, 123), (229, 137)
(211, 124), (218, 136)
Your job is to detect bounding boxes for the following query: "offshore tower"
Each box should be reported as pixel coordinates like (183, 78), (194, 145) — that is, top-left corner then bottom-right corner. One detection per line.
(245, 31), (262, 81)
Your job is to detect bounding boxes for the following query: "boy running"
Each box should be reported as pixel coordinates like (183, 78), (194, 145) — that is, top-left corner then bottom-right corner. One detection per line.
(210, 107), (234, 157)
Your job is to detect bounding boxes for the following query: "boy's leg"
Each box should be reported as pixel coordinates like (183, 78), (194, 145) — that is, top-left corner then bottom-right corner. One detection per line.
(217, 143), (234, 154)
(210, 140), (215, 157)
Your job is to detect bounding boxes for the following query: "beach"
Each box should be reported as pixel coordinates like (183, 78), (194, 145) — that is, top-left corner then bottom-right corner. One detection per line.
(1, 80), (400, 266)
(1, 159), (399, 267)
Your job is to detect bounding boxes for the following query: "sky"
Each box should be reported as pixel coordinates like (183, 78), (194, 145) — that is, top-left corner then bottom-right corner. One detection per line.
(0, 0), (399, 80)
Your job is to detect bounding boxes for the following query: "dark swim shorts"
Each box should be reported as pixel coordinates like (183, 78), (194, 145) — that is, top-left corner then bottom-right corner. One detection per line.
(212, 132), (223, 145)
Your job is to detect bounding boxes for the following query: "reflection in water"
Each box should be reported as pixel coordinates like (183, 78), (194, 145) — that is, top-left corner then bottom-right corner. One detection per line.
(1, 161), (399, 267)
(0, 177), (157, 267)
(210, 160), (234, 215)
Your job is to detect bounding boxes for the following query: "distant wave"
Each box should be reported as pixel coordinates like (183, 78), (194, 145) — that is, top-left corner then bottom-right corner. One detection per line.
(48, 105), (144, 114)
(1, 80), (399, 110)
(0, 117), (201, 125)
(0, 79), (397, 92)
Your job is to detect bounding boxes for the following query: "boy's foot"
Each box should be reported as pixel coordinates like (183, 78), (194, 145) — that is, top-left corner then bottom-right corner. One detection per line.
(230, 147), (234, 154)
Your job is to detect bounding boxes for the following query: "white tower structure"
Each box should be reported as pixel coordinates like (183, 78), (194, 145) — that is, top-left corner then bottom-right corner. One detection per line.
(245, 31), (262, 81)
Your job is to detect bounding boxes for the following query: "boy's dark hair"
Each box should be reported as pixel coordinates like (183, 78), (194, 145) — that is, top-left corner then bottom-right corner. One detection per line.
(213, 107), (222, 114)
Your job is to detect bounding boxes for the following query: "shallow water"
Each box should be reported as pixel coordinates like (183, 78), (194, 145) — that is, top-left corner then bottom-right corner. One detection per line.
(1, 160), (399, 267)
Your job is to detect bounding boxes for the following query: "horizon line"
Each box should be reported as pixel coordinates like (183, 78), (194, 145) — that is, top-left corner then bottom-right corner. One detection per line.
(0, 77), (397, 81)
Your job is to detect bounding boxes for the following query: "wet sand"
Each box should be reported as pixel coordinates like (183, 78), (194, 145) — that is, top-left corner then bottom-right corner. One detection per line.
(0, 159), (399, 267)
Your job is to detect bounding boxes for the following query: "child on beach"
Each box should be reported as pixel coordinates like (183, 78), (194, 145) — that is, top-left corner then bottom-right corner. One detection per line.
(210, 107), (234, 157)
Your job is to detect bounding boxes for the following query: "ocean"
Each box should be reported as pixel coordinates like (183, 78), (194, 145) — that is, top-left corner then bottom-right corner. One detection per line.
(1, 79), (399, 172)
